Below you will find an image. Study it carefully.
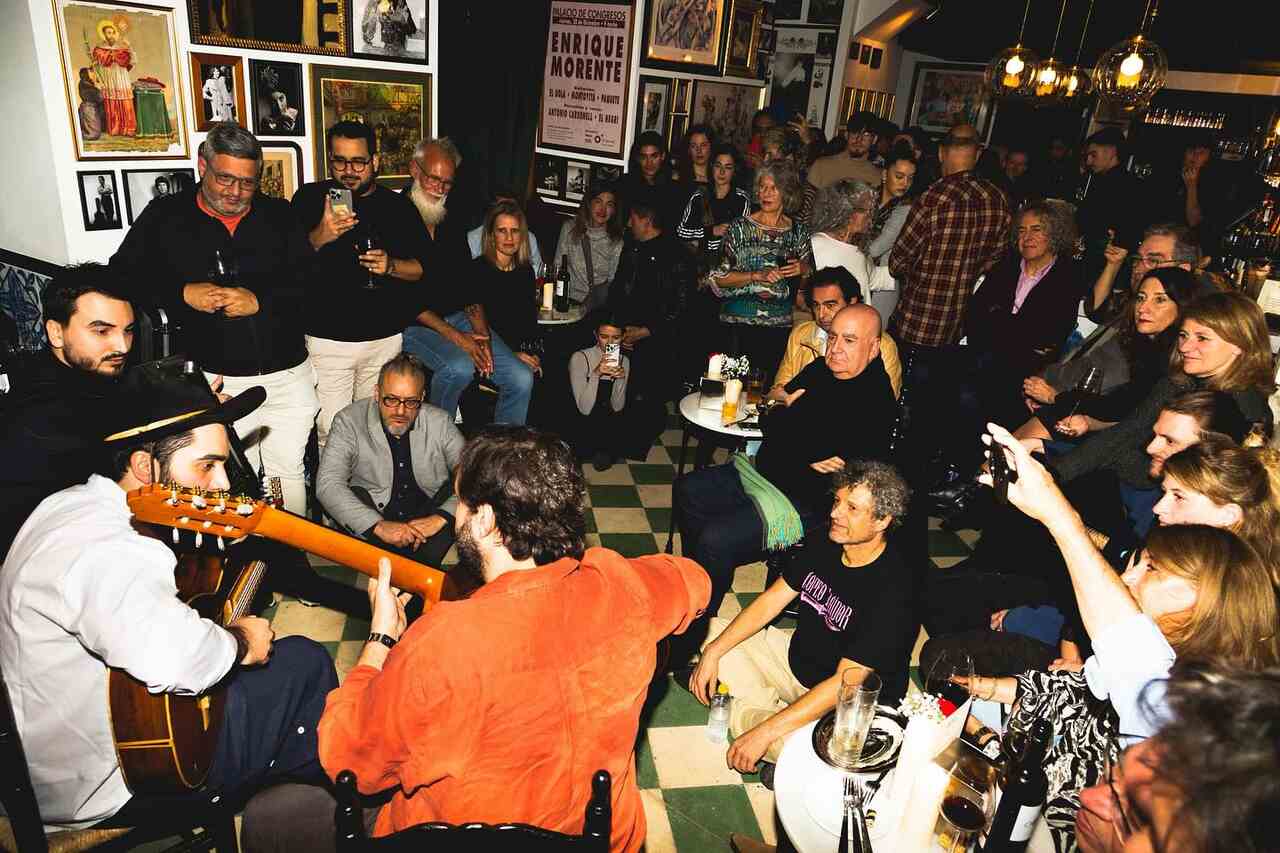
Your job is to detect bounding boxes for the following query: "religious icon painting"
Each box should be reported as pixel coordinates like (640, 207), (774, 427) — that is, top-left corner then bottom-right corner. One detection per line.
(77, 170), (122, 230)
(348, 0), (429, 64)
(54, 0), (188, 160)
(189, 52), (246, 131)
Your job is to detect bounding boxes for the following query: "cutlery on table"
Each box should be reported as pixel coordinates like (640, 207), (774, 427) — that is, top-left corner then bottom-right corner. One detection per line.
(838, 775), (853, 853)
(851, 778), (872, 853)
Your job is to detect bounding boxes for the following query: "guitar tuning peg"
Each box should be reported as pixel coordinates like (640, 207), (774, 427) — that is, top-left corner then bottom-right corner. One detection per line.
(172, 528), (180, 544)
(194, 532), (203, 548)
(216, 536), (225, 552)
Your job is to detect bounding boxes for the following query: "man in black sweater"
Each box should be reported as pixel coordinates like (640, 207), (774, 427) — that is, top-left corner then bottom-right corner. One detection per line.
(293, 120), (428, 448)
(671, 305), (897, 665)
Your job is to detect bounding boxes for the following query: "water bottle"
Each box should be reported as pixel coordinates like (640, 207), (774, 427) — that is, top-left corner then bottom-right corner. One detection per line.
(706, 683), (731, 743)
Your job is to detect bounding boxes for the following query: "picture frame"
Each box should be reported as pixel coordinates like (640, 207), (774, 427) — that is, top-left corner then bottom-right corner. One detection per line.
(564, 160), (590, 202)
(773, 0), (802, 21)
(870, 46), (883, 69)
(637, 76), (672, 137)
(259, 141), (304, 201)
(816, 30), (836, 60)
(188, 52), (246, 131)
(348, 0), (428, 64)
(187, 0), (346, 56)
(672, 78), (692, 113)
(53, 0), (187, 160)
(589, 162), (623, 187)
(859, 43), (871, 64)
(760, 28), (776, 52)
(905, 62), (994, 138)
(121, 167), (195, 223)
(806, 0), (844, 25)
(535, 154), (566, 199)
(76, 169), (122, 230)
(249, 59), (305, 137)
(723, 0), (763, 79)
(690, 80), (765, 153)
(309, 63), (431, 186)
(642, 0), (725, 74)
(770, 26), (833, 127)
(666, 112), (689, 152)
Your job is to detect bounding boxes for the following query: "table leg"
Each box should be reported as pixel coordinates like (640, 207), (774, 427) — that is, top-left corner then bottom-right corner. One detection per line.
(665, 423), (692, 554)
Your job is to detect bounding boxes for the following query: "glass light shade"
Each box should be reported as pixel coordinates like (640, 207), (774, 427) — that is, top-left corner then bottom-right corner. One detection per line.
(1032, 58), (1069, 101)
(1092, 34), (1167, 111)
(986, 44), (1040, 97)
(1053, 65), (1094, 102)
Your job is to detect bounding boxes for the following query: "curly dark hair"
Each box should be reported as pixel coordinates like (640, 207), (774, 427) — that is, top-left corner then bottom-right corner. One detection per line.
(455, 426), (587, 565)
(830, 460), (911, 531)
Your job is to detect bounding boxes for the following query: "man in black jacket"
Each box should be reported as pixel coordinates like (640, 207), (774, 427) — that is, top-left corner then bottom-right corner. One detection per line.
(607, 197), (691, 457)
(111, 122), (317, 517)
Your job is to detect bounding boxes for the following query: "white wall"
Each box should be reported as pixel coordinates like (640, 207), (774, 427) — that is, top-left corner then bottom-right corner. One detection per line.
(7, 0), (439, 265)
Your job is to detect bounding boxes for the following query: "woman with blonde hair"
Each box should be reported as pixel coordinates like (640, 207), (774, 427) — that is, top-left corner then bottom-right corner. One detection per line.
(471, 199), (543, 394)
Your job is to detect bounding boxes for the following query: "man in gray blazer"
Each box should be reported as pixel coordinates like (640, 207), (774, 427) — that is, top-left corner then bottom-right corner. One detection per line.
(318, 353), (463, 568)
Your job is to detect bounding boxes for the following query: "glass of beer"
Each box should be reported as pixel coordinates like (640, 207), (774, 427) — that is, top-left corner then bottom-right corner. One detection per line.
(830, 668), (880, 769)
(721, 378), (742, 425)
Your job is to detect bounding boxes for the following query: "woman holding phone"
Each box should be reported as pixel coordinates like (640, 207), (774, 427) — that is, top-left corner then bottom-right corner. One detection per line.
(566, 316), (630, 471)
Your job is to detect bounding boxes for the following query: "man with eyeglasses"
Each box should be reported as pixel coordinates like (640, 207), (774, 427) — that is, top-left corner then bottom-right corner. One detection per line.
(1087, 223), (1199, 324)
(805, 111), (883, 192)
(318, 353), (462, 568)
(293, 120), (428, 448)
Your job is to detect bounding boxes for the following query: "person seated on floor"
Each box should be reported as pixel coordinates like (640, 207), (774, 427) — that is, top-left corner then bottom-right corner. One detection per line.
(316, 353), (462, 569)
(769, 265), (901, 399)
(606, 196), (692, 459)
(688, 461), (917, 782)
(566, 316), (630, 471)
(466, 185), (544, 272)
(671, 304), (897, 668)
(315, 426), (710, 852)
(0, 365), (337, 840)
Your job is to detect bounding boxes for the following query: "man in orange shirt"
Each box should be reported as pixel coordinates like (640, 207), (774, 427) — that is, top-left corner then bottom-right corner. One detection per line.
(317, 426), (711, 851)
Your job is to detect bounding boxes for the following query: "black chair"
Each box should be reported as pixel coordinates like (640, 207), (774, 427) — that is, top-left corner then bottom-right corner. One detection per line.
(0, 667), (238, 853)
(334, 769), (611, 852)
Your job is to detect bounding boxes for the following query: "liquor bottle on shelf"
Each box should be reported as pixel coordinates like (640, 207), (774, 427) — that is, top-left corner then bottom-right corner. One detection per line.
(980, 719), (1051, 852)
(554, 253), (571, 312)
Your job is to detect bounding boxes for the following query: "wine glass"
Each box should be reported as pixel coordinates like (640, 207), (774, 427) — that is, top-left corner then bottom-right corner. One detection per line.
(210, 248), (238, 287)
(354, 230), (379, 289)
(925, 650), (975, 715)
(1062, 366), (1105, 422)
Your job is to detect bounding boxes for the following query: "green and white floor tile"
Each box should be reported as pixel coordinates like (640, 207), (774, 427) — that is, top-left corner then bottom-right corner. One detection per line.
(267, 412), (976, 851)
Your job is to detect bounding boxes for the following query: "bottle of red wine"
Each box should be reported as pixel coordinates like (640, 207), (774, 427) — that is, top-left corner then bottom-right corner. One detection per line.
(980, 719), (1051, 852)
(554, 253), (571, 312)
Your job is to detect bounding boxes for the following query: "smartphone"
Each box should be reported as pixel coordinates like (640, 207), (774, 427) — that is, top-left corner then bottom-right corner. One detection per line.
(328, 187), (353, 218)
(989, 442), (1017, 505)
(604, 341), (621, 369)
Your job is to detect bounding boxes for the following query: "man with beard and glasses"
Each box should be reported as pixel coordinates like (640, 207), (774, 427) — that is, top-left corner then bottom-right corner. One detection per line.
(0, 263), (133, 559)
(317, 353), (462, 570)
(400, 138), (535, 425)
(317, 426), (710, 851)
(293, 120), (428, 448)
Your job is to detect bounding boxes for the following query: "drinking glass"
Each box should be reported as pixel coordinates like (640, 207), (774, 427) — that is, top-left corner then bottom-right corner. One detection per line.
(745, 368), (766, 405)
(935, 775), (993, 852)
(210, 248), (238, 287)
(354, 231), (380, 289)
(1061, 366), (1105, 422)
(721, 378), (743, 426)
(925, 650), (974, 715)
(829, 668), (881, 769)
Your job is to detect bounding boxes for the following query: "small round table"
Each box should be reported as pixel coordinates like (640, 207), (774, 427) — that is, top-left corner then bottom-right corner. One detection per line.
(665, 391), (764, 553)
(537, 304), (587, 325)
(774, 721), (886, 853)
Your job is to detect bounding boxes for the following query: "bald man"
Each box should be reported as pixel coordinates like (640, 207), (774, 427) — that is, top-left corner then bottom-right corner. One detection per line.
(671, 305), (898, 668)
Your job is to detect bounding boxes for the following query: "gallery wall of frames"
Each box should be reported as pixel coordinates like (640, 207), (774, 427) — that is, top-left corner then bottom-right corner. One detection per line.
(6, 0), (437, 264)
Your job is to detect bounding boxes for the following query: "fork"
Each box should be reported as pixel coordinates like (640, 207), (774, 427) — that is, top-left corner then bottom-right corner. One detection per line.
(849, 779), (873, 853)
(838, 775), (855, 852)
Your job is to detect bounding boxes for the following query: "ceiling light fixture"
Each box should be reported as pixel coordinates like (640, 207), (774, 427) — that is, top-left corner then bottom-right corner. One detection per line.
(1092, 0), (1167, 111)
(985, 0), (1039, 98)
(1054, 0), (1096, 103)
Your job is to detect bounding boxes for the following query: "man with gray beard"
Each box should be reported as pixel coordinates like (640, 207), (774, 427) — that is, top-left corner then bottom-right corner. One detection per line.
(401, 138), (534, 425)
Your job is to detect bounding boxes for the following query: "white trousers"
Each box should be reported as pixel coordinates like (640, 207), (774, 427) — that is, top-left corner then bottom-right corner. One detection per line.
(305, 333), (403, 447)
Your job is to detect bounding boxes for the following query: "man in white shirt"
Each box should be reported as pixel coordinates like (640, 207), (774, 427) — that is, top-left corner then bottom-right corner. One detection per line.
(0, 365), (336, 834)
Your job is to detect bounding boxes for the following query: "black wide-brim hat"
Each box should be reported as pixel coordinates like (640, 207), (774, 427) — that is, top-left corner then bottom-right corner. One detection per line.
(103, 360), (265, 446)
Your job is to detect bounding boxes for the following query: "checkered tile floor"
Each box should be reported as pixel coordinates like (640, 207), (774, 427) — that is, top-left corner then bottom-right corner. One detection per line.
(265, 411), (980, 851)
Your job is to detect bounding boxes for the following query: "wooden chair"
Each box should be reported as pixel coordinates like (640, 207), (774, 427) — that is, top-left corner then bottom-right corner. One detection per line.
(0, 668), (237, 853)
(334, 769), (611, 852)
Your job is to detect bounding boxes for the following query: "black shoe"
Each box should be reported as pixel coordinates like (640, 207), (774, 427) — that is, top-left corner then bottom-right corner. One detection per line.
(591, 450), (614, 471)
(930, 479), (980, 516)
(757, 761), (776, 790)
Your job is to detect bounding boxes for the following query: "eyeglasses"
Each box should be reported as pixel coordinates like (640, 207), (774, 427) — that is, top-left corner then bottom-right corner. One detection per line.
(381, 395), (424, 410)
(330, 156), (372, 172)
(209, 170), (258, 192)
(420, 173), (455, 192)
(1134, 254), (1176, 267)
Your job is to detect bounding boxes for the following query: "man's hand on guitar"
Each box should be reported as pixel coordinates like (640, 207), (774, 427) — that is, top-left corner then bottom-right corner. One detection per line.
(229, 616), (274, 666)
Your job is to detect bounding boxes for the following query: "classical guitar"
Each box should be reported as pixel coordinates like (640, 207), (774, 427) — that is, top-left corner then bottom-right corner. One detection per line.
(110, 483), (450, 794)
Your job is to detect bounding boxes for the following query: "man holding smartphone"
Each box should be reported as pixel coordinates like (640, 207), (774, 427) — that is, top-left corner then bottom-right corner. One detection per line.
(293, 120), (428, 448)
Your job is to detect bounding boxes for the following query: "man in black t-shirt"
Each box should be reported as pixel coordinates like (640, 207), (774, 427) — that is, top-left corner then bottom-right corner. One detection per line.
(688, 460), (917, 776)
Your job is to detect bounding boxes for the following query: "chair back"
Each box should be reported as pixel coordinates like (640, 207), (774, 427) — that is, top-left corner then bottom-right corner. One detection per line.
(0, 667), (50, 853)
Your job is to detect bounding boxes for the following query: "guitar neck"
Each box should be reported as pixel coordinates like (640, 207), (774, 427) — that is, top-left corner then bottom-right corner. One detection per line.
(252, 507), (445, 604)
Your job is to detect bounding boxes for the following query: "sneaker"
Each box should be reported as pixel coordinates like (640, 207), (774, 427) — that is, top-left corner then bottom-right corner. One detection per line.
(591, 450), (614, 472)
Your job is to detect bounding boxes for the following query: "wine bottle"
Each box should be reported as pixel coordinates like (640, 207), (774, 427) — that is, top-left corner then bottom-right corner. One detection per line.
(980, 719), (1051, 852)
(554, 254), (571, 312)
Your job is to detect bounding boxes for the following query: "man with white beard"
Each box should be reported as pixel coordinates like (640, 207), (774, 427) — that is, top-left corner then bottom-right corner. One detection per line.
(401, 138), (534, 425)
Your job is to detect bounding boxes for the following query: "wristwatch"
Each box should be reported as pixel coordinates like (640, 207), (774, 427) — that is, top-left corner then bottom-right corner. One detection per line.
(367, 632), (398, 649)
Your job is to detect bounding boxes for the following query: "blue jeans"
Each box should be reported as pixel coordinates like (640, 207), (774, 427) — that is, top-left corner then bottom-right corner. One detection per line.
(402, 312), (534, 425)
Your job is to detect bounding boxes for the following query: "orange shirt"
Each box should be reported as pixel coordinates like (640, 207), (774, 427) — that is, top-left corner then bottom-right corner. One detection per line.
(196, 192), (248, 235)
(318, 547), (711, 851)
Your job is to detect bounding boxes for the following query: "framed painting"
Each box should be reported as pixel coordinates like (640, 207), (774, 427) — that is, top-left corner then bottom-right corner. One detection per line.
(53, 0), (187, 160)
(565, 160), (590, 202)
(121, 167), (195, 223)
(187, 0), (346, 55)
(77, 170), (122, 230)
(807, 0), (844, 25)
(637, 76), (671, 138)
(906, 62), (994, 138)
(690, 80), (764, 153)
(666, 112), (689, 152)
(260, 141), (304, 200)
(189, 52), (246, 131)
(349, 0), (428, 64)
(309, 64), (431, 186)
(249, 59), (305, 137)
(642, 0), (725, 74)
(723, 0), (763, 79)
(535, 154), (565, 199)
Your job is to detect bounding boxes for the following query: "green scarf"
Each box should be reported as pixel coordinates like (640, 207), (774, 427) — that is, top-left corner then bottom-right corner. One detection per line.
(732, 452), (804, 552)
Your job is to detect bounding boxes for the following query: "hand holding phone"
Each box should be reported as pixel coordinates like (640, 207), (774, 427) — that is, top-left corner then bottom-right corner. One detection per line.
(989, 439), (1017, 505)
(328, 187), (354, 218)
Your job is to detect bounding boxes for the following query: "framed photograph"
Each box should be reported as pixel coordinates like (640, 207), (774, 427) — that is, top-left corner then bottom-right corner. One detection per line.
(666, 112), (689, 151)
(310, 64), (431, 185)
(760, 28), (776, 52)
(189, 52), (245, 131)
(807, 0), (844, 25)
(637, 76), (671, 137)
(723, 0), (763, 78)
(817, 31), (836, 60)
(690, 80), (764, 153)
(121, 167), (194, 223)
(870, 46), (883, 69)
(590, 162), (623, 187)
(535, 154), (565, 199)
(260, 141), (303, 201)
(349, 0), (428, 64)
(53, 1), (187, 160)
(642, 0), (725, 74)
(672, 78), (692, 113)
(77, 170), (122, 230)
(187, 0), (346, 55)
(773, 0), (803, 21)
(859, 43), (871, 64)
(565, 160), (590, 202)
(905, 61), (994, 137)
(249, 59), (305, 137)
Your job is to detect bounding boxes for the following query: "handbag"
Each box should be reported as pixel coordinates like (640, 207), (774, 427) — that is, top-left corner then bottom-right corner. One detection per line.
(580, 233), (609, 312)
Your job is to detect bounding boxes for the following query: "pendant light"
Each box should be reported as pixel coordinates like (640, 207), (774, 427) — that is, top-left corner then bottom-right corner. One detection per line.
(1092, 0), (1167, 111)
(1053, 0), (1095, 103)
(985, 0), (1039, 98)
(1031, 0), (1071, 102)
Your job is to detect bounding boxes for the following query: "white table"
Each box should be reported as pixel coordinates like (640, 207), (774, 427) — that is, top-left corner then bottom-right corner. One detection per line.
(774, 720), (887, 853)
(537, 304), (587, 325)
